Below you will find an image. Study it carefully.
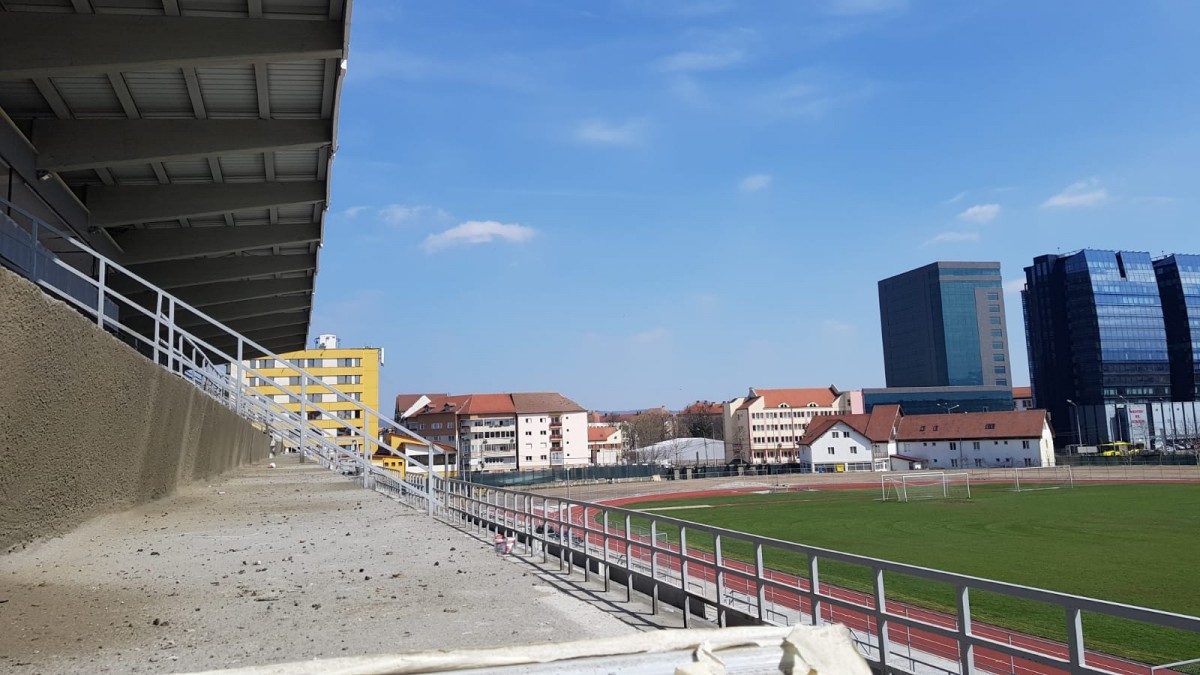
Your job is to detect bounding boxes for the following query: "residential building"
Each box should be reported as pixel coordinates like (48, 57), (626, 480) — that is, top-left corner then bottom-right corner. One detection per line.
(396, 392), (588, 472)
(243, 334), (381, 454)
(588, 426), (624, 465)
(793, 404), (901, 473)
(375, 428), (457, 478)
(1013, 386), (1034, 411)
(798, 406), (1054, 472)
(678, 400), (725, 439)
(878, 262), (1012, 388)
(1023, 250), (1185, 448)
(861, 385), (1014, 415)
(724, 386), (854, 464)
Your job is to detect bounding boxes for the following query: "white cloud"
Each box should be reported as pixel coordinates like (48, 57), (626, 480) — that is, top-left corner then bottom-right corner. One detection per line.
(657, 49), (745, 73)
(379, 204), (434, 226)
(1042, 178), (1109, 209)
(574, 119), (644, 146)
(922, 231), (980, 247)
(825, 0), (908, 16)
(338, 206), (369, 219)
(739, 173), (772, 192)
(821, 319), (856, 338)
(1003, 278), (1026, 295)
(630, 327), (671, 344)
(422, 220), (536, 253)
(958, 203), (1001, 223)
(941, 191), (967, 205)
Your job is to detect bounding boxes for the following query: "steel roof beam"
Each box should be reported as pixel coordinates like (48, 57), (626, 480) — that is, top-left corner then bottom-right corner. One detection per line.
(187, 313), (309, 341)
(113, 223), (321, 264)
(136, 277), (313, 308)
(32, 119), (330, 172)
(0, 14), (344, 79)
(85, 181), (324, 227)
(124, 254), (315, 289)
(178, 295), (310, 326)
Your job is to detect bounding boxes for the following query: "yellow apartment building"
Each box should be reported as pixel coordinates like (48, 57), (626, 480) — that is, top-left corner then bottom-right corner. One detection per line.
(242, 334), (382, 452)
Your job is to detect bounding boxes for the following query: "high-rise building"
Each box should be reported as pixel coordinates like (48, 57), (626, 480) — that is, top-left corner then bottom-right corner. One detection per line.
(243, 334), (383, 454)
(878, 262), (1011, 388)
(1022, 250), (1173, 447)
(1153, 254), (1200, 402)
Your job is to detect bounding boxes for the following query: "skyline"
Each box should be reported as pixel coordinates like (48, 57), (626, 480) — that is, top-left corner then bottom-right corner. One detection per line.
(311, 1), (1200, 410)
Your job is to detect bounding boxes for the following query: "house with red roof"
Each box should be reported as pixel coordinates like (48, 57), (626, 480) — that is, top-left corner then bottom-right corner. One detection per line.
(723, 386), (854, 464)
(395, 391), (588, 472)
(587, 425), (624, 465)
(797, 405), (1054, 472)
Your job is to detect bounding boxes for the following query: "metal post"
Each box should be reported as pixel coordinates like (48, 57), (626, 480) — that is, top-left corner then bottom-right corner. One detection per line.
(755, 543), (766, 623)
(602, 508), (611, 593)
(956, 586), (975, 674)
(873, 569), (890, 670)
(680, 526), (690, 628)
(95, 259), (106, 327)
(650, 520), (659, 615)
(624, 513), (633, 603)
(714, 534), (727, 627)
(152, 291), (163, 365)
(299, 375), (307, 461)
(809, 555), (821, 625)
(362, 412), (372, 489)
(165, 297), (176, 373)
(1066, 607), (1086, 672)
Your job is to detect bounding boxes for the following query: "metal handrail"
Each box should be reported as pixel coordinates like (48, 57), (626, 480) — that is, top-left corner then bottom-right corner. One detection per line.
(441, 479), (1200, 675)
(1, 196), (441, 503)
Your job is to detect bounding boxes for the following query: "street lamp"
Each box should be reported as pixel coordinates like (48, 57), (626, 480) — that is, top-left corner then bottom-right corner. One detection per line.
(1066, 399), (1082, 452)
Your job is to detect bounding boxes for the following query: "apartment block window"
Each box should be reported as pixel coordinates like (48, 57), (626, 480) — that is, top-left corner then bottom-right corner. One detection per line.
(949, 442), (958, 451)
(993, 354), (1006, 362)
(827, 447), (835, 454)
(988, 304), (1001, 313)
(972, 441), (981, 450)
(525, 456), (532, 461)
(991, 329), (1003, 337)
(525, 431), (532, 436)
(989, 317), (1002, 325)
(987, 292), (999, 301)
(997, 379), (1008, 386)
(336, 358), (361, 367)
(951, 459), (959, 467)
(1022, 440), (1031, 449)
(850, 447), (858, 454)
(995, 366), (1007, 374)
(975, 459), (984, 467)
(992, 341), (1004, 350)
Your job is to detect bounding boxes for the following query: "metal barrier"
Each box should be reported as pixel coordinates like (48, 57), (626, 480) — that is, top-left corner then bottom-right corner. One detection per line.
(0, 196), (443, 508)
(439, 479), (1200, 675)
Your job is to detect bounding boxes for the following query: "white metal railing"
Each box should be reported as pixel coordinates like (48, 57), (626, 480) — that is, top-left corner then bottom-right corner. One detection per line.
(440, 480), (1200, 675)
(1, 196), (443, 507)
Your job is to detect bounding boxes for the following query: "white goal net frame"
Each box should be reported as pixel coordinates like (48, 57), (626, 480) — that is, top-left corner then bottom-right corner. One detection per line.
(881, 472), (972, 502)
(1012, 465), (1074, 492)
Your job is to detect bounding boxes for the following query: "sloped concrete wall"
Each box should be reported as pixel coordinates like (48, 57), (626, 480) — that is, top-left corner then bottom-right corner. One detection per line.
(0, 266), (270, 550)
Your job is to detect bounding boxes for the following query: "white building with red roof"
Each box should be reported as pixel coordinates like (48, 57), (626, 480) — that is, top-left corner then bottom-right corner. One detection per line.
(798, 406), (1054, 472)
(723, 386), (854, 464)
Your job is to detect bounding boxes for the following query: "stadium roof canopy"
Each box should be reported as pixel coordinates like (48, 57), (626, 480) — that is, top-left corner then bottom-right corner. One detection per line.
(0, 0), (351, 355)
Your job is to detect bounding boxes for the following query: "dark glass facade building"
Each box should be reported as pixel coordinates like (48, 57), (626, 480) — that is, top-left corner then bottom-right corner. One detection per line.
(1023, 250), (1173, 446)
(878, 262), (1011, 388)
(1154, 254), (1200, 401)
(862, 386), (1014, 415)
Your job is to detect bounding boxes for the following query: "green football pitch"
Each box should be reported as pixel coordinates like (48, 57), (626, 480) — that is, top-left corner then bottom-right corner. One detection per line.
(618, 481), (1200, 666)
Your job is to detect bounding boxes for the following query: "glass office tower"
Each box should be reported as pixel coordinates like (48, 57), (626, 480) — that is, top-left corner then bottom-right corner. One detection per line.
(1023, 250), (1171, 446)
(878, 262), (1011, 388)
(1154, 254), (1200, 402)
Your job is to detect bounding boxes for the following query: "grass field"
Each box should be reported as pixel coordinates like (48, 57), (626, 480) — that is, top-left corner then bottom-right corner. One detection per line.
(613, 481), (1200, 666)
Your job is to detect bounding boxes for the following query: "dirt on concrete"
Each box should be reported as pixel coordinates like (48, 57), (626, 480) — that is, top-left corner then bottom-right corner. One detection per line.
(0, 461), (640, 674)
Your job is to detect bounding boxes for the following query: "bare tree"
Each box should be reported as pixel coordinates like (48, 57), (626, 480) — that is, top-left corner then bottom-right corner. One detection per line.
(626, 409), (673, 451)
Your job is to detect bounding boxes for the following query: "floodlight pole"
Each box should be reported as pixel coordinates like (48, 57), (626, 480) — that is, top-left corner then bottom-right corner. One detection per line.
(1066, 400), (1082, 452)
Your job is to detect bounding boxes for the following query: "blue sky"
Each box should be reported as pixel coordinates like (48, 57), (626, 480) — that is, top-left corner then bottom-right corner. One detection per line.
(312, 0), (1200, 411)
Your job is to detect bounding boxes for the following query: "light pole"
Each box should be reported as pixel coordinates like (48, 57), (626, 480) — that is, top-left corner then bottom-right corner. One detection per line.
(1066, 399), (1082, 452)
(1115, 395), (1131, 446)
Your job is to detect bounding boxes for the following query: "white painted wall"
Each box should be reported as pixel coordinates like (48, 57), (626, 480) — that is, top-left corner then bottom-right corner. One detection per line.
(898, 430), (1054, 469)
(797, 422), (874, 470)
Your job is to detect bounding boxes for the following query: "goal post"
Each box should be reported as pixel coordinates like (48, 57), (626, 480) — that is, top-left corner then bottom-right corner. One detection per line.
(881, 472), (971, 502)
(1013, 465), (1074, 492)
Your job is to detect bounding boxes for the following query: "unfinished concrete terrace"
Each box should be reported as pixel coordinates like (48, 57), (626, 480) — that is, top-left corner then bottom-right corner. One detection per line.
(0, 462), (647, 674)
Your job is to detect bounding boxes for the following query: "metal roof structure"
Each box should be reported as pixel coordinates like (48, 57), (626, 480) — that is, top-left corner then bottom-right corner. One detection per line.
(0, 0), (351, 355)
